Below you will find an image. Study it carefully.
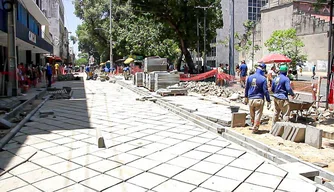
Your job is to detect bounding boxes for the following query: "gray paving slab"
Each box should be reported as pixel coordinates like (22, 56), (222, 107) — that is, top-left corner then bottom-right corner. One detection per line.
(55, 184), (96, 192)
(10, 184), (42, 192)
(0, 176), (29, 191)
(1, 79), (328, 192)
(80, 174), (122, 191)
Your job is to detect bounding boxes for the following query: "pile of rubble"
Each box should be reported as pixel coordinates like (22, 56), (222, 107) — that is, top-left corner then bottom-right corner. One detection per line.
(181, 82), (244, 100)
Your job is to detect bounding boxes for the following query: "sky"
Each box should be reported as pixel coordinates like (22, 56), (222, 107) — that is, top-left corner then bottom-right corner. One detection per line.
(63, 0), (82, 56)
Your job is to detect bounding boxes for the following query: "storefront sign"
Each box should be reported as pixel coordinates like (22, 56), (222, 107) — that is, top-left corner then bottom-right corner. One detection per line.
(28, 31), (36, 43)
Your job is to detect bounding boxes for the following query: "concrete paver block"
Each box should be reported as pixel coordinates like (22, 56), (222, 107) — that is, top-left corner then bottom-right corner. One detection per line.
(104, 182), (147, 192)
(190, 161), (225, 175)
(108, 153), (140, 164)
(149, 163), (185, 178)
(281, 125), (294, 140)
(256, 163), (287, 177)
(229, 158), (263, 171)
(45, 161), (82, 174)
(167, 156), (199, 168)
(18, 168), (57, 184)
(201, 176), (241, 192)
(305, 125), (323, 149)
(153, 179), (197, 192)
(234, 183), (273, 192)
(127, 158), (161, 171)
(182, 150), (211, 160)
(216, 148), (245, 158)
(55, 184), (96, 192)
(0, 176), (28, 191)
(62, 167), (100, 182)
(0, 118), (13, 129)
(216, 166), (252, 181)
(279, 162), (319, 178)
(245, 172), (283, 189)
(86, 159), (121, 173)
(204, 154), (236, 165)
(231, 113), (247, 128)
(80, 174), (122, 191)
(192, 187), (217, 192)
(33, 175), (75, 192)
(127, 172), (168, 189)
(8, 162), (40, 176)
(10, 184), (42, 192)
(290, 127), (306, 142)
(69, 154), (102, 166)
(106, 165), (143, 181)
(174, 169), (211, 185)
(277, 178), (317, 192)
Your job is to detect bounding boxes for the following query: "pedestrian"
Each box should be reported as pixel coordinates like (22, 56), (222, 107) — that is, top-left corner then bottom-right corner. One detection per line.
(299, 67), (303, 76)
(239, 60), (248, 88)
(312, 64), (316, 79)
(45, 63), (52, 87)
(244, 63), (271, 133)
(236, 63), (240, 76)
(216, 64), (224, 86)
(55, 63), (59, 76)
(267, 66), (277, 89)
(271, 65), (295, 125)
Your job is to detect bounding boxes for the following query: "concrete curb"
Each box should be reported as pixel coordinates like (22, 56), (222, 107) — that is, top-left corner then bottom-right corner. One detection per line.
(117, 80), (334, 187)
(2, 88), (47, 121)
(0, 95), (51, 149)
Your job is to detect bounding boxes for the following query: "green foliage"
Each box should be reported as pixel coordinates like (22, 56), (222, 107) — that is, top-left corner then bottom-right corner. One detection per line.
(129, 0), (223, 73)
(70, 35), (78, 45)
(265, 28), (307, 68)
(76, 58), (88, 66)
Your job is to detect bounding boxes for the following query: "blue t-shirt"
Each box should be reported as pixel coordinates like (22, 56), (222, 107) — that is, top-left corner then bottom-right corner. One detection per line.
(312, 66), (316, 73)
(104, 67), (110, 72)
(46, 66), (52, 76)
(240, 64), (248, 77)
(245, 69), (270, 102)
(272, 73), (295, 100)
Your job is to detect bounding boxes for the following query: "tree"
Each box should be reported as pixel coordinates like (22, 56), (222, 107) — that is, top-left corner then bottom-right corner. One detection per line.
(129, 0), (223, 73)
(73, 0), (180, 65)
(235, 20), (260, 64)
(264, 28), (307, 68)
(75, 57), (88, 66)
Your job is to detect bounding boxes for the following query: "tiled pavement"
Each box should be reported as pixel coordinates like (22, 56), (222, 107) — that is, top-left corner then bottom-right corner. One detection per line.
(0, 79), (324, 192)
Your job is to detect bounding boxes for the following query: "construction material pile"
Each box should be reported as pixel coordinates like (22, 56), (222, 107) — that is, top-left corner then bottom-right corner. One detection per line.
(144, 58), (168, 72)
(181, 81), (244, 100)
(155, 73), (180, 91)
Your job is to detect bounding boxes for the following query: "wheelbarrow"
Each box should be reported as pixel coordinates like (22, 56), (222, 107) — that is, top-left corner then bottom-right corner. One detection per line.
(288, 99), (314, 122)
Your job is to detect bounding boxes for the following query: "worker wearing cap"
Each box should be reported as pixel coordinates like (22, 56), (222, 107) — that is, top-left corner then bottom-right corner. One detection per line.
(244, 63), (271, 133)
(271, 65), (295, 124)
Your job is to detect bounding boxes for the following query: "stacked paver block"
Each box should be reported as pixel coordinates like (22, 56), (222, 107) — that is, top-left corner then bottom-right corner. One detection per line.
(305, 126), (323, 149)
(144, 58), (168, 72)
(270, 122), (306, 143)
(135, 72), (144, 87)
(154, 73), (180, 92)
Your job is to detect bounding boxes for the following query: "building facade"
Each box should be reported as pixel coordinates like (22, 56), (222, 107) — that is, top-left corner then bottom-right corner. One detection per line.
(0, 0), (53, 66)
(41, 0), (69, 61)
(250, 0), (329, 71)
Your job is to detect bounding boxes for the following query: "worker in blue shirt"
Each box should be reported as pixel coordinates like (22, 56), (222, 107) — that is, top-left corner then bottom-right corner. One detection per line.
(271, 65), (295, 125)
(244, 63), (271, 133)
(239, 60), (248, 88)
(45, 63), (52, 87)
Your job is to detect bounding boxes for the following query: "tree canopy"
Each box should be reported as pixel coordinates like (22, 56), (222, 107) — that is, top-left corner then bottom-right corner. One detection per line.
(264, 28), (307, 68)
(73, 0), (223, 73)
(128, 0), (223, 73)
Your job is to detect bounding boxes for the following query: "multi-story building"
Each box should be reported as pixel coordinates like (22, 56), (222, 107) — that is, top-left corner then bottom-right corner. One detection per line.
(211, 0), (267, 67)
(41, 0), (68, 61)
(0, 0), (53, 67)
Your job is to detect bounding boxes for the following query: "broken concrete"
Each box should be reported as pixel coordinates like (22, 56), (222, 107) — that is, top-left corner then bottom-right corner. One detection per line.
(305, 126), (323, 149)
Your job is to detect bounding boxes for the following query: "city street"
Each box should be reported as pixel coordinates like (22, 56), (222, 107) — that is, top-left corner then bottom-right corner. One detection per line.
(0, 78), (326, 192)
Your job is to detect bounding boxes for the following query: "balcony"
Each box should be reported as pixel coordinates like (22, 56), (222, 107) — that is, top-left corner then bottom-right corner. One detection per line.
(19, 0), (49, 25)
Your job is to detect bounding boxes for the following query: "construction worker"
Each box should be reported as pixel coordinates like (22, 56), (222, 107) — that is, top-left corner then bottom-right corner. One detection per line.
(244, 63), (271, 133)
(271, 65), (295, 125)
(239, 60), (248, 88)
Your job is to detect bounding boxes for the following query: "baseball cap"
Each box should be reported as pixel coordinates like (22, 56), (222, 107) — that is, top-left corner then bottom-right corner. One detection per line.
(279, 65), (288, 72)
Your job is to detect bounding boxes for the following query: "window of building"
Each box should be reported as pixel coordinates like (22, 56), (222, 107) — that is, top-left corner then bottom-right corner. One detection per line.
(17, 3), (28, 27)
(248, 0), (267, 21)
(207, 60), (216, 68)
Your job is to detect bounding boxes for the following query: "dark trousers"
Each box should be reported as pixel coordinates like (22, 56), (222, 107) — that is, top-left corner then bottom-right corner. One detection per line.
(47, 74), (52, 87)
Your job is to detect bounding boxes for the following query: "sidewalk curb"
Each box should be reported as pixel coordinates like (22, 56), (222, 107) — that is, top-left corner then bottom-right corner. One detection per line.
(2, 88), (47, 121)
(117, 80), (334, 188)
(0, 95), (50, 149)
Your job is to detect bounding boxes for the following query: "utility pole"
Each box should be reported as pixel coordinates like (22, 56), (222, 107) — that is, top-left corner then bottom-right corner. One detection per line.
(109, 0), (113, 69)
(229, 0), (235, 76)
(252, 22), (255, 68)
(4, 0), (18, 96)
(195, 5), (213, 73)
(197, 15), (200, 73)
(326, 0), (333, 109)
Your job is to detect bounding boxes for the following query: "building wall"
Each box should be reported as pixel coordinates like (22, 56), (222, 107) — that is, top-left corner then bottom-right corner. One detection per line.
(216, 0), (248, 66)
(251, 2), (329, 72)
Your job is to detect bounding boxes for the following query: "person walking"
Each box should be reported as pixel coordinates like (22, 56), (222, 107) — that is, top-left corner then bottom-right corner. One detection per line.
(46, 63), (52, 87)
(312, 64), (316, 79)
(239, 60), (248, 88)
(271, 65), (295, 125)
(244, 63), (271, 133)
